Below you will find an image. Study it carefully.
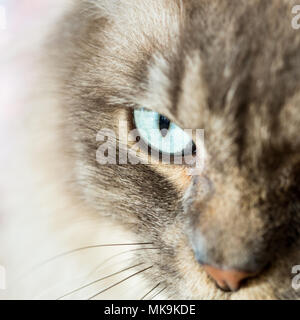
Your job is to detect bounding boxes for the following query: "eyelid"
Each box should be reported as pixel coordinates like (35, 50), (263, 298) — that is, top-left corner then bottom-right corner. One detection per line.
(134, 107), (179, 127)
(134, 107), (182, 130)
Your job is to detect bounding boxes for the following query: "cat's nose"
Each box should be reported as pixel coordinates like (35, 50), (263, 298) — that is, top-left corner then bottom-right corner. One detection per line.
(202, 265), (255, 291)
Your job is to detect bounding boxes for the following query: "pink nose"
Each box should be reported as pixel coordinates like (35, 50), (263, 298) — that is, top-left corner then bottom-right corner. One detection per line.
(203, 265), (256, 291)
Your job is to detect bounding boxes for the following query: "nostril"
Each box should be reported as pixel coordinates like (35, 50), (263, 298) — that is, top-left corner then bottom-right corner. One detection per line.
(203, 265), (257, 292)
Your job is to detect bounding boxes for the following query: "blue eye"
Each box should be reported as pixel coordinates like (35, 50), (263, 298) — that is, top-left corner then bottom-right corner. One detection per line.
(133, 109), (195, 155)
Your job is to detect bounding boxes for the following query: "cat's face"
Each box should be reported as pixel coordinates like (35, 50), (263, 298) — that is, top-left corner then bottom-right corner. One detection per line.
(58, 0), (300, 299)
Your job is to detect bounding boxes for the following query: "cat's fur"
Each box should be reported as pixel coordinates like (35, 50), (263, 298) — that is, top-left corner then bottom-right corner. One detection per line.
(1, 0), (300, 299)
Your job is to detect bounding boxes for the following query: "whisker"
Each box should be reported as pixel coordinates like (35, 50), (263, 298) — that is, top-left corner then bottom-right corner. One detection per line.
(140, 282), (161, 300)
(88, 265), (153, 300)
(88, 247), (160, 278)
(151, 286), (167, 300)
(57, 262), (143, 300)
(33, 242), (154, 270)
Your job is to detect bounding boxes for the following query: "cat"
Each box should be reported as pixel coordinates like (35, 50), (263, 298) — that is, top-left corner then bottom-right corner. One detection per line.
(1, 0), (300, 300)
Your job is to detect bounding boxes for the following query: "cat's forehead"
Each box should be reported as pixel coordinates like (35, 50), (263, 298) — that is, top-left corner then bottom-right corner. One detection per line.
(138, 0), (299, 120)
(132, 1), (299, 147)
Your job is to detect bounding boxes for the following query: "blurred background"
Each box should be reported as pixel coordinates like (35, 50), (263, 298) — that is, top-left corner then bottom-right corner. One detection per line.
(0, 0), (66, 229)
(0, 0), (62, 163)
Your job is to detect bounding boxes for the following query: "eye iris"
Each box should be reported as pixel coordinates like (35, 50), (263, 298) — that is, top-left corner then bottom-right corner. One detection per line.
(159, 115), (170, 137)
(133, 109), (195, 156)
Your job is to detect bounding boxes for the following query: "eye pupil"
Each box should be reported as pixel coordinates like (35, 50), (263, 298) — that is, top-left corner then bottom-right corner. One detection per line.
(159, 115), (170, 137)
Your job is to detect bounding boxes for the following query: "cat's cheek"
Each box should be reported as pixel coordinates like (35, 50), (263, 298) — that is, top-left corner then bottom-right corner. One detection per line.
(151, 166), (192, 193)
